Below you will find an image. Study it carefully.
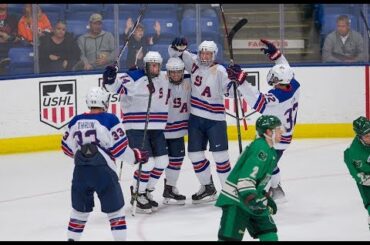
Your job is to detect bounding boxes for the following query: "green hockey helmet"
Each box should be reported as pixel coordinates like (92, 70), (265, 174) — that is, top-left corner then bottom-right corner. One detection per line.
(256, 115), (282, 137)
(353, 116), (370, 137)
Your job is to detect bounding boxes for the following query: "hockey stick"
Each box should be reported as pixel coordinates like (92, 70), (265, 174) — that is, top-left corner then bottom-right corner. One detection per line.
(360, 10), (370, 40)
(225, 110), (258, 120)
(118, 46), (144, 181)
(132, 63), (154, 216)
(219, 4), (248, 154)
(115, 4), (147, 67)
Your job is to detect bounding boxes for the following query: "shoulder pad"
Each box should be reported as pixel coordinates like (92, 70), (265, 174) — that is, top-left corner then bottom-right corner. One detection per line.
(126, 69), (146, 82)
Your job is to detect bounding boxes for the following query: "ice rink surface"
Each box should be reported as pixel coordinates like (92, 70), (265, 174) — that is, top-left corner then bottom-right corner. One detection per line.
(0, 138), (369, 241)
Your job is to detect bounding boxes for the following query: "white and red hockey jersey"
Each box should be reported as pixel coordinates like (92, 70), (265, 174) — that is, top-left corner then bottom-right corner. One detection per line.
(169, 47), (234, 121)
(61, 112), (136, 171)
(238, 55), (300, 150)
(165, 73), (192, 139)
(105, 69), (169, 130)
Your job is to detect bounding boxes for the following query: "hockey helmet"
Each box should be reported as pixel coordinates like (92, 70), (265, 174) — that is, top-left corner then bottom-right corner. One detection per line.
(256, 115), (282, 137)
(166, 57), (185, 84)
(198, 40), (218, 66)
(86, 87), (109, 111)
(266, 64), (294, 86)
(353, 116), (370, 137)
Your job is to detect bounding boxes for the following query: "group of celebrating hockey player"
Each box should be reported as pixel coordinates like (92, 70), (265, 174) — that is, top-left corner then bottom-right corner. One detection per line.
(61, 33), (370, 241)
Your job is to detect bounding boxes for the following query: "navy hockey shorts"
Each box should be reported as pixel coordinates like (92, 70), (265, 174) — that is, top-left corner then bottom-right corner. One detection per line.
(166, 137), (185, 158)
(188, 114), (228, 152)
(71, 164), (124, 214)
(126, 129), (168, 157)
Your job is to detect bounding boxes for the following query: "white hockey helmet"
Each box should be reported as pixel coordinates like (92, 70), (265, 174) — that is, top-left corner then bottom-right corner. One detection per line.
(166, 57), (185, 84)
(266, 64), (294, 86)
(198, 40), (218, 66)
(86, 87), (109, 111)
(143, 51), (163, 66)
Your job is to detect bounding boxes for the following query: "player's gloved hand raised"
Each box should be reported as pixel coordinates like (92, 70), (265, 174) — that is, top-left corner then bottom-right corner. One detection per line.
(260, 39), (282, 61)
(103, 64), (118, 85)
(226, 64), (248, 85)
(133, 148), (149, 164)
(171, 37), (188, 52)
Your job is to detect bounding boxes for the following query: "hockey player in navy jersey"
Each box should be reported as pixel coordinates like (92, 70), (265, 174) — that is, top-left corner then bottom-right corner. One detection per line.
(168, 37), (247, 204)
(162, 57), (191, 205)
(236, 39), (301, 201)
(103, 51), (170, 213)
(61, 87), (148, 241)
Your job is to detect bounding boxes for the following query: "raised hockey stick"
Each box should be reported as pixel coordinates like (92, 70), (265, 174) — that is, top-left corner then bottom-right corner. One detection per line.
(219, 4), (248, 154)
(115, 4), (147, 67)
(360, 10), (370, 40)
(132, 63), (154, 216)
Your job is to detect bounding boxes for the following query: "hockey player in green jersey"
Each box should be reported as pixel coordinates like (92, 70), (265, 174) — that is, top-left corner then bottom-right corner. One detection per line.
(344, 116), (370, 231)
(215, 115), (284, 241)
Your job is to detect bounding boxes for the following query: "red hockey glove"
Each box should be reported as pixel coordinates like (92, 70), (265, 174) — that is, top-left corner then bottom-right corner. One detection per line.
(133, 148), (149, 164)
(226, 64), (248, 85)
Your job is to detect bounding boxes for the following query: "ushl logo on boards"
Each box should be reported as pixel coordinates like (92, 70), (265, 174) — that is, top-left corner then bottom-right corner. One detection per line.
(98, 78), (123, 120)
(39, 80), (77, 129)
(224, 71), (259, 115)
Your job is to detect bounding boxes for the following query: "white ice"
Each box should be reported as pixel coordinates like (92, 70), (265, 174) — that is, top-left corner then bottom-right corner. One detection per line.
(0, 139), (369, 241)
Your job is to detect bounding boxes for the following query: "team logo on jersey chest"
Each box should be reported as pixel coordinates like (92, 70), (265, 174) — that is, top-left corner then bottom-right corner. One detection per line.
(39, 80), (77, 129)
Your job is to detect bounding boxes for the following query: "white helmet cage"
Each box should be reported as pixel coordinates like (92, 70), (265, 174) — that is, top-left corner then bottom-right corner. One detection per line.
(86, 87), (109, 111)
(266, 64), (294, 86)
(198, 40), (218, 66)
(166, 57), (185, 84)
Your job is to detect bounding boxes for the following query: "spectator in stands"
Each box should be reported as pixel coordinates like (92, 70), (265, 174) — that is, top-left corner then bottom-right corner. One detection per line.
(123, 18), (161, 69)
(322, 15), (365, 63)
(39, 20), (80, 73)
(74, 13), (115, 71)
(0, 3), (20, 75)
(18, 4), (52, 44)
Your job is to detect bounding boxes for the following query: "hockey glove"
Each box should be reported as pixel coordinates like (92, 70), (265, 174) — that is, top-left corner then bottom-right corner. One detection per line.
(103, 64), (118, 85)
(244, 193), (268, 216)
(147, 82), (155, 94)
(226, 64), (248, 85)
(263, 190), (277, 215)
(260, 39), (282, 61)
(171, 37), (188, 52)
(133, 148), (149, 164)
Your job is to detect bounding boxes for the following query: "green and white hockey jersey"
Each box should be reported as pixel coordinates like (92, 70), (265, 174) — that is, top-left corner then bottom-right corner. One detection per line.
(344, 137), (370, 185)
(215, 137), (278, 215)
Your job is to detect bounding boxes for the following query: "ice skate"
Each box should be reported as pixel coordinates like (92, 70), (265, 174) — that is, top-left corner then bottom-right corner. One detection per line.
(192, 178), (217, 204)
(130, 186), (152, 214)
(268, 184), (287, 203)
(162, 179), (186, 205)
(146, 189), (159, 211)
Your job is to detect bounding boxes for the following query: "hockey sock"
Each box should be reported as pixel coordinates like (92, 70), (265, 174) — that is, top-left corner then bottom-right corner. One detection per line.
(165, 156), (184, 187)
(258, 232), (278, 241)
(146, 155), (169, 190)
(188, 151), (212, 185)
(107, 207), (127, 241)
(212, 150), (231, 188)
(133, 157), (155, 193)
(270, 167), (281, 188)
(67, 209), (89, 241)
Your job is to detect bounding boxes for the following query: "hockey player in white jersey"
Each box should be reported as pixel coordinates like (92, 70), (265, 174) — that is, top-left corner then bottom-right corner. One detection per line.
(163, 57), (191, 205)
(103, 51), (170, 213)
(169, 37), (247, 204)
(237, 39), (300, 201)
(62, 87), (148, 241)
